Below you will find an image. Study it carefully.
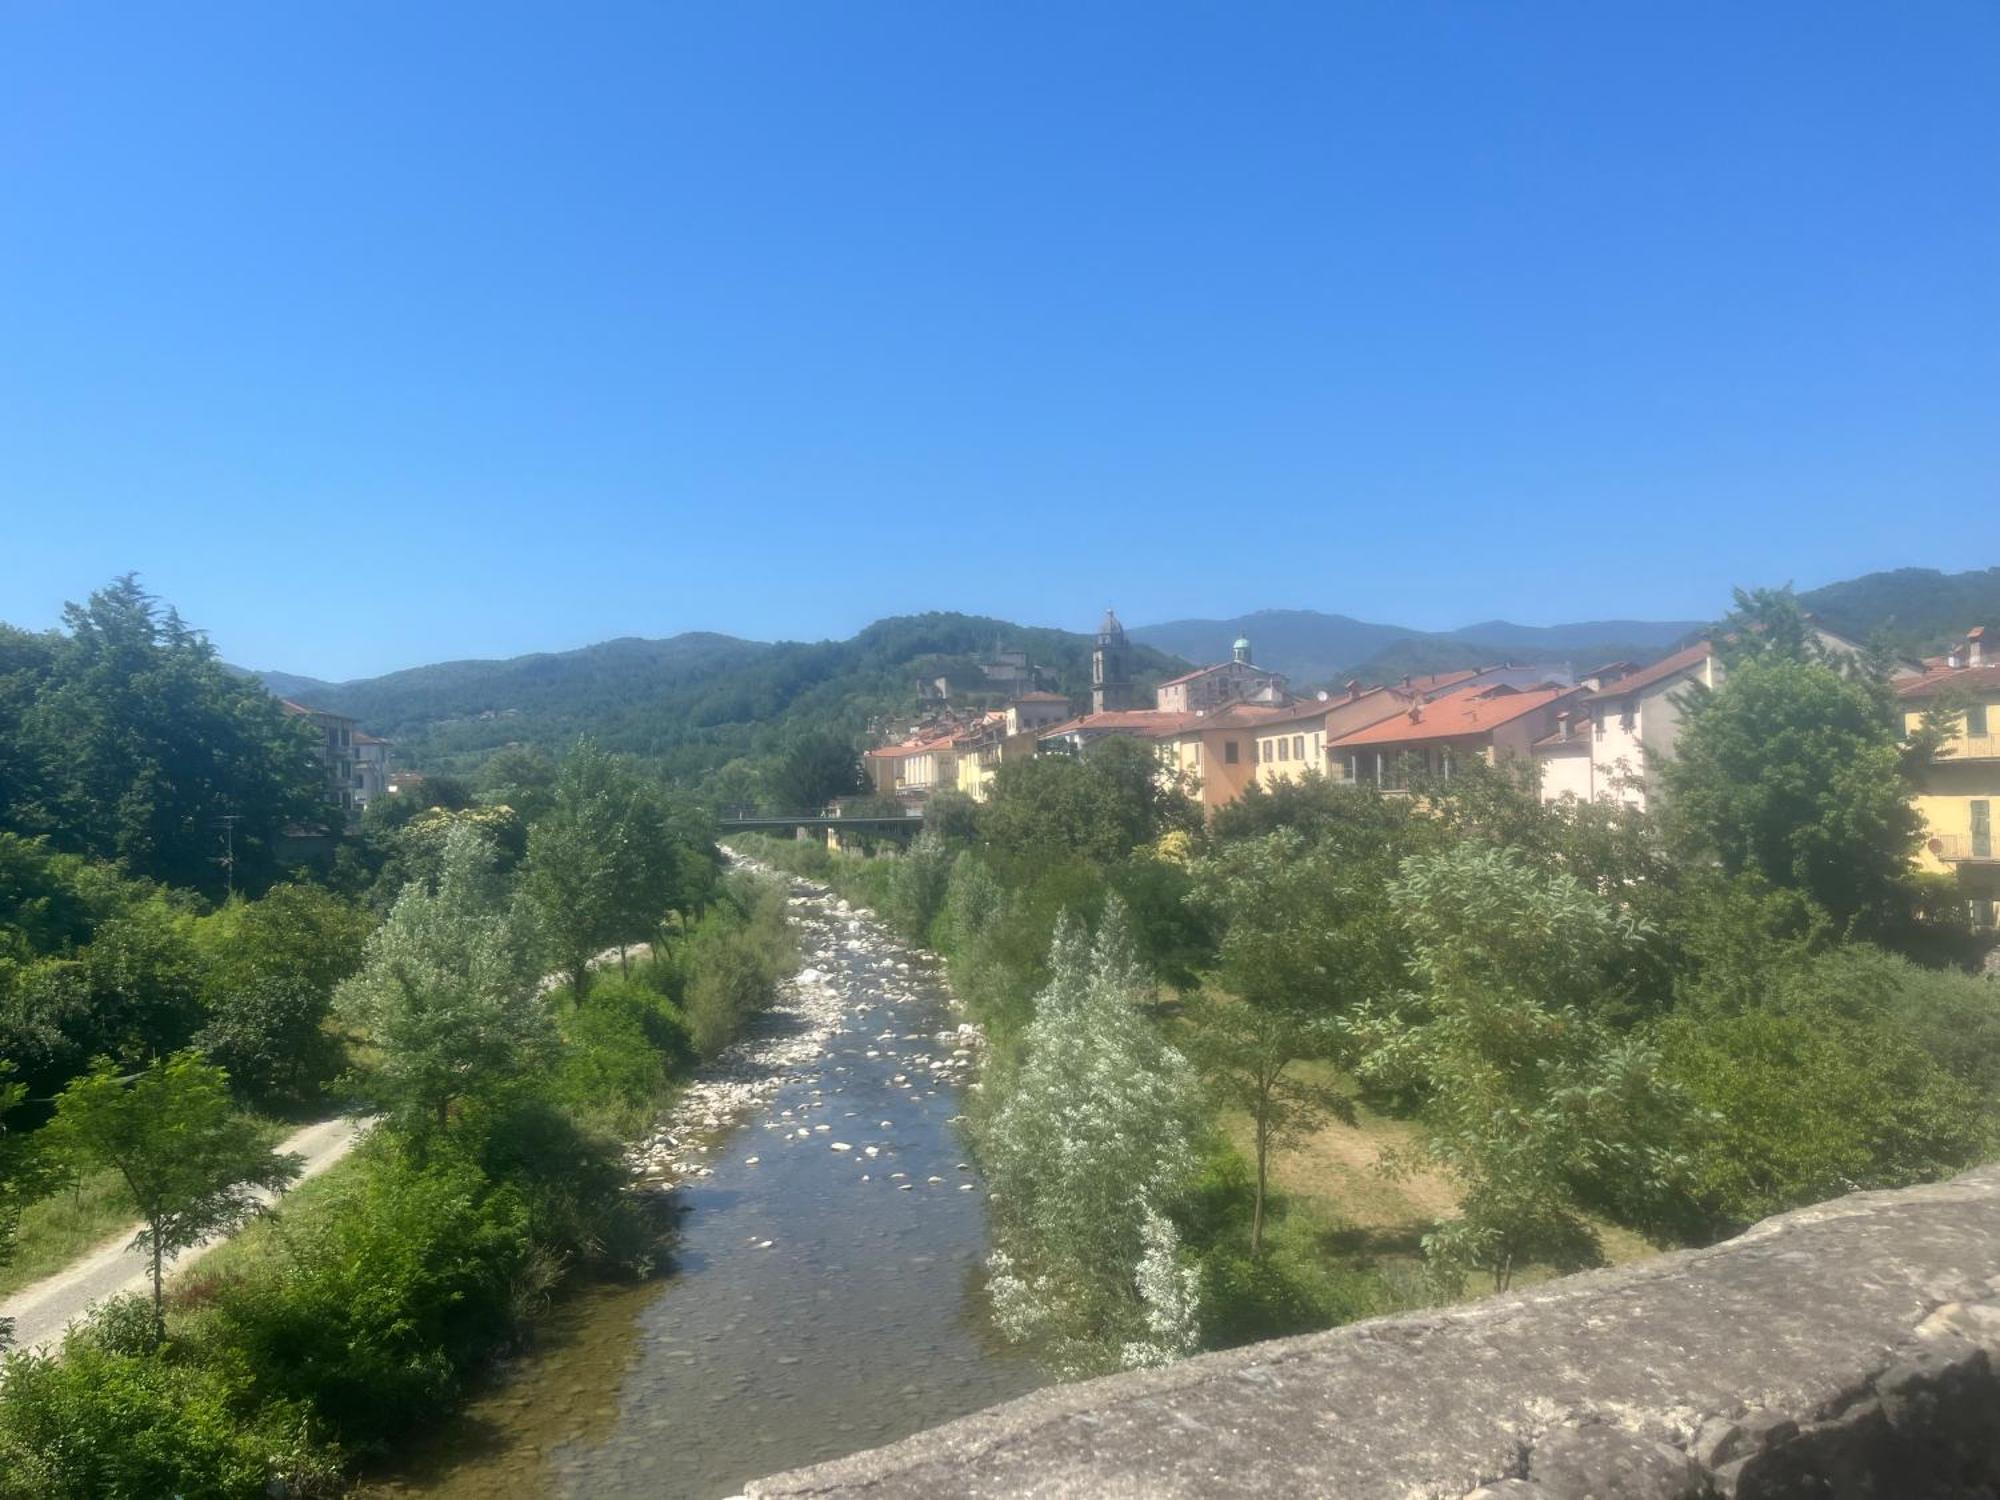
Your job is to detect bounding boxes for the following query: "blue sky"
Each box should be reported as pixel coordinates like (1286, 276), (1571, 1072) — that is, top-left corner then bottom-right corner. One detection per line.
(2, 3), (1994, 680)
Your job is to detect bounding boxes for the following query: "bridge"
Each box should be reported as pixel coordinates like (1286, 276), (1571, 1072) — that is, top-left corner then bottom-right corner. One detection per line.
(716, 808), (926, 835)
(744, 1165), (2000, 1498)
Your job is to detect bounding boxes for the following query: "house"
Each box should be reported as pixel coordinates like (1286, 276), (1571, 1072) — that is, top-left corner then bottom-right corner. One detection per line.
(1332, 680), (1584, 790)
(1535, 641), (1721, 809)
(864, 734), (962, 804)
(1897, 627), (2000, 930)
(1250, 670), (1523, 789)
(281, 699), (367, 819)
(1154, 638), (1289, 714)
(1146, 703), (1297, 813)
(352, 730), (392, 810)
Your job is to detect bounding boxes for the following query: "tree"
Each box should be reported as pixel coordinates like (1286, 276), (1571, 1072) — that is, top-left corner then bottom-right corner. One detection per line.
(767, 731), (865, 812)
(3, 576), (325, 895)
(1356, 844), (1690, 1293)
(1187, 829), (1397, 1254)
(48, 1051), (301, 1343)
(335, 823), (553, 1140)
(1661, 653), (1922, 937)
(0, 1066), (51, 1347)
(983, 902), (1204, 1374)
(190, 883), (376, 1106)
(980, 736), (1197, 868)
(520, 740), (628, 1001)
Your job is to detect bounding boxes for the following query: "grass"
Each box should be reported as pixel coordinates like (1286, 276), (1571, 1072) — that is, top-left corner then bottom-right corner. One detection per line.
(163, 1151), (366, 1327)
(0, 1167), (138, 1298)
(1218, 1055), (1661, 1313)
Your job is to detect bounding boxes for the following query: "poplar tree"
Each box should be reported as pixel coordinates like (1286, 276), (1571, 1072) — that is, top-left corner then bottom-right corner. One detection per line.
(984, 901), (1203, 1374)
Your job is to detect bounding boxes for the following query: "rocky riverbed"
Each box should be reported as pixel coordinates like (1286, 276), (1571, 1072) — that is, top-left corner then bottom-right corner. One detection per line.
(372, 854), (1041, 1500)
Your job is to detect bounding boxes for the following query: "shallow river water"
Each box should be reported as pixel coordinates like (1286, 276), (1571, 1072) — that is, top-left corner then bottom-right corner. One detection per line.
(368, 869), (1045, 1500)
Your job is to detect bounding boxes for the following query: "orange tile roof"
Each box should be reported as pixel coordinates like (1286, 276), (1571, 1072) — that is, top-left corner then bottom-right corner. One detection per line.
(1331, 683), (1581, 748)
(864, 737), (960, 760)
(1898, 661), (2000, 699)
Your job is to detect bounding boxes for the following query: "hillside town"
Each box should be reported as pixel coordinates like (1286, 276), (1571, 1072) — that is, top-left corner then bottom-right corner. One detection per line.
(863, 609), (2000, 930)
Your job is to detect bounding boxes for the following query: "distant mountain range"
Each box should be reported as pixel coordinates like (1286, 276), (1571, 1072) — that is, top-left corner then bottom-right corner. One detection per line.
(1127, 611), (1706, 689)
(241, 566), (1999, 780)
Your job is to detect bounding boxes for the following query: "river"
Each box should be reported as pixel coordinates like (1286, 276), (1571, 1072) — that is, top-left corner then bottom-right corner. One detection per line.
(366, 865), (1045, 1500)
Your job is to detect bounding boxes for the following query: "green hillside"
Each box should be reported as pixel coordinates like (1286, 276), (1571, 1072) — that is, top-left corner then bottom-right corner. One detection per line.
(1798, 567), (2000, 654)
(260, 614), (1188, 783)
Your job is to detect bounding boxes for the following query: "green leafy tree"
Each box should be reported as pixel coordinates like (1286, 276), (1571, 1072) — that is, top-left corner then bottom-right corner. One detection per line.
(3, 576), (325, 895)
(983, 902), (1204, 1374)
(48, 1051), (302, 1343)
(191, 883), (376, 1107)
(1661, 652), (1923, 936)
(1357, 844), (1690, 1293)
(521, 740), (629, 1001)
(0, 1067), (50, 1347)
(1187, 828), (1401, 1253)
(335, 824), (553, 1140)
(980, 736), (1197, 868)
(767, 730), (865, 812)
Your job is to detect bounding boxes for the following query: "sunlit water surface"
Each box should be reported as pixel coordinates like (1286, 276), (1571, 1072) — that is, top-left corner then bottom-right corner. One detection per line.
(367, 885), (1044, 1500)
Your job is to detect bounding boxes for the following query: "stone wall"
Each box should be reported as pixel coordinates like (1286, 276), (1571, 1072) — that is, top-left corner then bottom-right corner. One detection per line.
(743, 1164), (2000, 1498)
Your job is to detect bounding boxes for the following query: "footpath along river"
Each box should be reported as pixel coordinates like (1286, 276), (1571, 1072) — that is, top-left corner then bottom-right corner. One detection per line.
(368, 860), (1045, 1500)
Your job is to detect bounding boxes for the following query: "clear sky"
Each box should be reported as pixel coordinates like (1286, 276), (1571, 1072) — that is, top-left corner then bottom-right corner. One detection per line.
(3, 3), (1994, 680)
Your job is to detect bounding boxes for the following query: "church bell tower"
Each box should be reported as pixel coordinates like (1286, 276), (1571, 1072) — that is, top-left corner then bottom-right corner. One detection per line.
(1092, 607), (1134, 714)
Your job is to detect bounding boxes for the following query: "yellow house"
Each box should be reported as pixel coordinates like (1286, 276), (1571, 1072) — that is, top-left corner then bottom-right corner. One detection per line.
(1897, 628), (2000, 928)
(864, 734), (961, 803)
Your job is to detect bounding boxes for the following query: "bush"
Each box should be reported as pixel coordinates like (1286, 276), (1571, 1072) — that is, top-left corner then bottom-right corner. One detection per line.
(553, 972), (690, 1135)
(0, 1331), (337, 1500)
(1659, 944), (1992, 1229)
(199, 1148), (531, 1451)
(677, 874), (794, 1058)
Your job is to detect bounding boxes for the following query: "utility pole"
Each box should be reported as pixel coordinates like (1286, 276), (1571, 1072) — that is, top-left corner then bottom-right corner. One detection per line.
(214, 813), (240, 899)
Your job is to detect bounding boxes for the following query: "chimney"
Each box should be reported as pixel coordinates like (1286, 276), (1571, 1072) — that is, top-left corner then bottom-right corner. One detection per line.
(1970, 627), (1986, 668)
(1557, 710), (1572, 741)
(1407, 704), (1422, 724)
(1345, 679), (1361, 701)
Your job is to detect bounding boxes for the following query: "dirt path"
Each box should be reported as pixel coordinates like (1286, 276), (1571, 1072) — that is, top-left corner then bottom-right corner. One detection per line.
(0, 1114), (369, 1354)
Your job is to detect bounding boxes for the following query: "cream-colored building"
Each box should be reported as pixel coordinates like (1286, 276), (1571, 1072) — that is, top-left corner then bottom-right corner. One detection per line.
(1250, 671), (1493, 788)
(1147, 704), (1294, 814)
(1534, 641), (1721, 809)
(1898, 628), (2000, 928)
(1154, 639), (1289, 715)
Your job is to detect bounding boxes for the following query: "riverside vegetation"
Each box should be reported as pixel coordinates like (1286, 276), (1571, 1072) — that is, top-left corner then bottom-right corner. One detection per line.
(733, 591), (2000, 1374)
(0, 581), (796, 1497)
(1, 578), (1997, 1491)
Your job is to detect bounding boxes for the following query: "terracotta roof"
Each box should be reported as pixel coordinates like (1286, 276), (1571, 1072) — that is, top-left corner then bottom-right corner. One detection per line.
(1582, 641), (1713, 704)
(279, 698), (357, 723)
(1331, 683), (1581, 749)
(1038, 710), (1196, 738)
(1013, 691), (1071, 703)
(1897, 662), (2000, 700)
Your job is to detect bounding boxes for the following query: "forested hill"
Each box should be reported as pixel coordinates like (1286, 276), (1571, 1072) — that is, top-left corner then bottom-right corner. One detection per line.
(250, 613), (1188, 780)
(1798, 567), (2000, 654)
(1128, 609), (1705, 688)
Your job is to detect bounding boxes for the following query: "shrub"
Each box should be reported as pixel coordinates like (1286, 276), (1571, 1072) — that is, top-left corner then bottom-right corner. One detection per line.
(201, 1148), (530, 1451)
(0, 1332), (337, 1500)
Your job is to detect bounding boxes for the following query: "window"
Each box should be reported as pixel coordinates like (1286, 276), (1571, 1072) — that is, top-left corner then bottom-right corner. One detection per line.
(1224, 740), (1239, 765)
(1277, 738), (1289, 762)
(1970, 704), (1990, 737)
(1975, 800), (1992, 860)
(1293, 735), (1305, 761)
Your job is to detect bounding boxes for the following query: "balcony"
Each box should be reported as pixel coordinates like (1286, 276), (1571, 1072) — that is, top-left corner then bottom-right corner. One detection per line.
(1945, 732), (2000, 760)
(1929, 833), (1997, 863)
